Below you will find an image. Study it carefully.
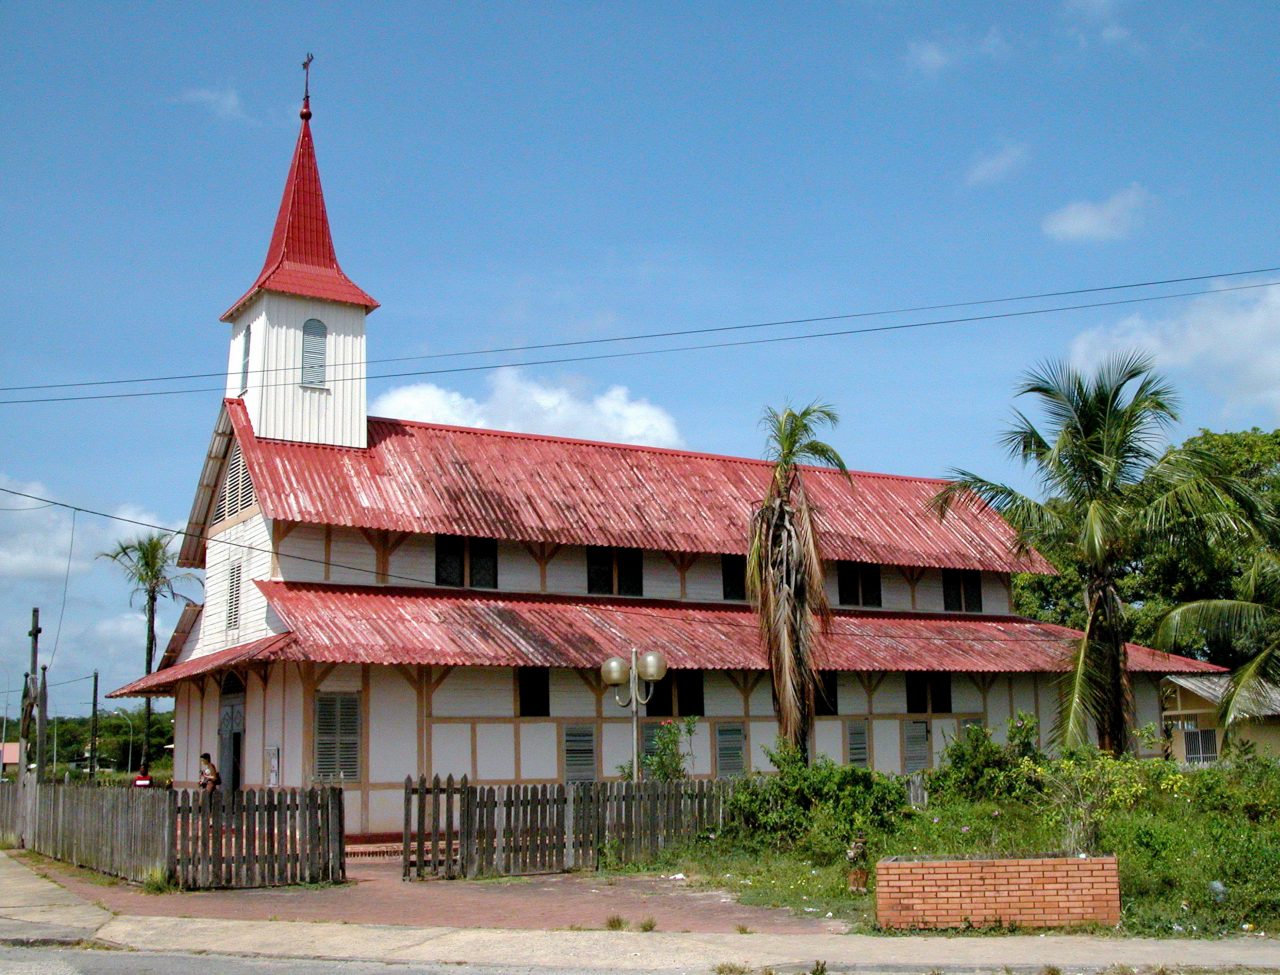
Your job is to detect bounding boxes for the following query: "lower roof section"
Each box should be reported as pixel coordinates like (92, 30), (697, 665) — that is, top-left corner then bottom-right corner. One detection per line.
(110, 583), (1221, 697)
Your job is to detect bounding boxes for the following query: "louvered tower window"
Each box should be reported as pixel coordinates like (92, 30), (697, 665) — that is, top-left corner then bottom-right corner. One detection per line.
(315, 693), (360, 780)
(212, 444), (256, 525)
(226, 563), (242, 631)
(301, 319), (327, 387)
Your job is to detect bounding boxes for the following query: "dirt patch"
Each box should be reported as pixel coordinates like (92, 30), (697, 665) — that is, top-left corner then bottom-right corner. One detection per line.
(38, 859), (848, 935)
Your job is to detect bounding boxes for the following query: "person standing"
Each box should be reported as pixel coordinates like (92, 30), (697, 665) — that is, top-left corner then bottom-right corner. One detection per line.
(131, 762), (153, 788)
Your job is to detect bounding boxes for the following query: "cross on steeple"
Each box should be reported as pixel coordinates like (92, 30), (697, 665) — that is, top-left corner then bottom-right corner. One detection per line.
(302, 53), (314, 99)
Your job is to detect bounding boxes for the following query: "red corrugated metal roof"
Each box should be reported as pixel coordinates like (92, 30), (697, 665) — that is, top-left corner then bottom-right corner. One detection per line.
(226, 400), (1053, 574)
(221, 99), (377, 322)
(107, 633), (297, 697)
(249, 582), (1218, 675)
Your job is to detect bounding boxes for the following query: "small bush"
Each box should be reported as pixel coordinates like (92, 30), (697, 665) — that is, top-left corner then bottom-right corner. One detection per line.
(141, 868), (177, 895)
(605, 914), (629, 931)
(639, 916), (657, 932)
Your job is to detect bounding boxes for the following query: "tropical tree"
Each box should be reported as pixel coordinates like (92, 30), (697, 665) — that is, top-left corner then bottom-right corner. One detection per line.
(747, 401), (850, 762)
(1157, 550), (1280, 733)
(100, 532), (196, 765)
(931, 352), (1265, 754)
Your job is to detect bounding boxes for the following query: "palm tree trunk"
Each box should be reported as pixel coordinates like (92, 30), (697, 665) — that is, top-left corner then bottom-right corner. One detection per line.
(143, 590), (156, 767)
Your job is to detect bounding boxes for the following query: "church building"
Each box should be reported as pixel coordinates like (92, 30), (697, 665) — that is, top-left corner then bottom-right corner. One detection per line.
(112, 92), (1219, 836)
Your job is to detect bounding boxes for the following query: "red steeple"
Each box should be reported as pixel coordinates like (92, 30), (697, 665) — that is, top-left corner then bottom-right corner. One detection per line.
(221, 95), (378, 322)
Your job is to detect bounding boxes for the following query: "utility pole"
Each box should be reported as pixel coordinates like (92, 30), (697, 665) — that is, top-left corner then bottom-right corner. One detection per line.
(36, 666), (48, 781)
(89, 670), (99, 782)
(20, 608), (40, 776)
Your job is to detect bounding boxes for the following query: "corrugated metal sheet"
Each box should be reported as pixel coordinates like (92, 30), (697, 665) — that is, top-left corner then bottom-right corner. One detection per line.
(1167, 674), (1280, 717)
(251, 582), (1218, 675)
(222, 103), (377, 322)
(107, 633), (297, 697)
(226, 401), (1053, 574)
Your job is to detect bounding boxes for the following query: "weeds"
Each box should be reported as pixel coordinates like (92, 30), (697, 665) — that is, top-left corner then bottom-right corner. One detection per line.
(639, 917), (657, 932)
(810, 962), (828, 975)
(605, 914), (629, 931)
(712, 964), (750, 975)
(735, 924), (752, 934)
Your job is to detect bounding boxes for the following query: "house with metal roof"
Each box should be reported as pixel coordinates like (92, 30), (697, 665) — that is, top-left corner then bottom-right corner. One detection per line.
(1162, 675), (1280, 763)
(111, 93), (1220, 836)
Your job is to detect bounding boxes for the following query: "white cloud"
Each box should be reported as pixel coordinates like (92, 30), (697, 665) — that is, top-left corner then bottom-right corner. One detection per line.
(179, 87), (250, 122)
(965, 143), (1029, 185)
(371, 368), (684, 449)
(1063, 0), (1135, 47)
(906, 28), (1009, 76)
(1070, 285), (1280, 419)
(1042, 183), (1151, 242)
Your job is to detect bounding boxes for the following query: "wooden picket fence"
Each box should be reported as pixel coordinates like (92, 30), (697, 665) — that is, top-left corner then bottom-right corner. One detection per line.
(403, 775), (731, 880)
(0, 781), (344, 889)
(171, 787), (345, 889)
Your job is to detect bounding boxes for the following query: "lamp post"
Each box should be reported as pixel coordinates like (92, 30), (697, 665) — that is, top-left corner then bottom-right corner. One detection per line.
(600, 649), (667, 782)
(113, 709), (134, 773)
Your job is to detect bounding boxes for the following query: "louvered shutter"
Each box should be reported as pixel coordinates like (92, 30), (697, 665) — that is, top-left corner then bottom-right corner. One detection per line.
(904, 720), (930, 772)
(847, 719), (869, 768)
(316, 693), (360, 781)
(715, 723), (745, 778)
(563, 725), (597, 782)
(641, 722), (660, 759)
(226, 563), (242, 630)
(301, 319), (327, 386)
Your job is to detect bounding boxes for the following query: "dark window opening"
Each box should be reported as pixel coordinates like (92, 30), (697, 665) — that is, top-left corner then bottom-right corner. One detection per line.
(586, 546), (644, 596)
(721, 554), (747, 601)
(675, 669), (705, 717)
(837, 562), (882, 608)
(517, 667), (550, 718)
(942, 569), (983, 612)
(435, 535), (498, 589)
(815, 671), (839, 716)
(646, 672), (675, 717)
(905, 673), (952, 714)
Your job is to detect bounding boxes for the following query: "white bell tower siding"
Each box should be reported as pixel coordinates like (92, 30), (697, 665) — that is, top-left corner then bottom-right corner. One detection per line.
(226, 292), (368, 448)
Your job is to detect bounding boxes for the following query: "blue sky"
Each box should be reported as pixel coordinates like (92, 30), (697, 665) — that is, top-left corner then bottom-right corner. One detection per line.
(2, 1), (1278, 717)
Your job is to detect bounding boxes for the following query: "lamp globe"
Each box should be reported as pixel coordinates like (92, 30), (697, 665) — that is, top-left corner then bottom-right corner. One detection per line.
(637, 650), (668, 683)
(600, 656), (629, 687)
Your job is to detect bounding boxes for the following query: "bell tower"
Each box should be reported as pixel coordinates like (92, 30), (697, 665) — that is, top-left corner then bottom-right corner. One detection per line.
(220, 61), (378, 449)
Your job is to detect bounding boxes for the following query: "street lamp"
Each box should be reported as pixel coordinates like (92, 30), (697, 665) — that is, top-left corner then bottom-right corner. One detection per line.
(600, 649), (668, 782)
(113, 710), (134, 773)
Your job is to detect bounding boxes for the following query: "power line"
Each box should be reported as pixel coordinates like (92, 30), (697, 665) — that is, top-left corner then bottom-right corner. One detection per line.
(1, 263), (1277, 395)
(47, 509), (77, 670)
(2, 278), (1277, 407)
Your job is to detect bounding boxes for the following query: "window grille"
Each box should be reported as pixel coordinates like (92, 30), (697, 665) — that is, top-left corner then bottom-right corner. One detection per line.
(301, 319), (327, 386)
(847, 719), (869, 768)
(1184, 727), (1218, 765)
(563, 725), (597, 782)
(715, 723), (746, 777)
(315, 693), (360, 780)
(226, 563), (242, 631)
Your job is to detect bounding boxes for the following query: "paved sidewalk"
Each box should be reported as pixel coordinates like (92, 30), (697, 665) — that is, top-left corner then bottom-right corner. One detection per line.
(4, 851), (1279, 973)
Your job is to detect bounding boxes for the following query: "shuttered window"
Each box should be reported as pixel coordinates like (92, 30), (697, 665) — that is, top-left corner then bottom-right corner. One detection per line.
(715, 723), (746, 778)
(563, 725), (597, 782)
(301, 319), (327, 387)
(226, 563), (242, 631)
(943, 569), (983, 612)
(904, 720), (930, 773)
(847, 719), (869, 768)
(240, 324), (251, 395)
(315, 693), (360, 780)
(212, 443), (256, 525)
(837, 562), (882, 608)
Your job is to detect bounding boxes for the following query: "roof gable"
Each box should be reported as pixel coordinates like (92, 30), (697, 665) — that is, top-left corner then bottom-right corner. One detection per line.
(225, 399), (1053, 574)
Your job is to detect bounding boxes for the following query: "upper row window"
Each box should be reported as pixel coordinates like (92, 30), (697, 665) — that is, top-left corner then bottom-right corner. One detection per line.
(301, 319), (327, 387)
(587, 546), (643, 597)
(837, 561), (881, 608)
(942, 569), (983, 613)
(436, 535), (498, 589)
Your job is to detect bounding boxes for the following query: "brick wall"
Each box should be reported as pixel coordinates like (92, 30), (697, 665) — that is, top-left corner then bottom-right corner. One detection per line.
(875, 856), (1120, 929)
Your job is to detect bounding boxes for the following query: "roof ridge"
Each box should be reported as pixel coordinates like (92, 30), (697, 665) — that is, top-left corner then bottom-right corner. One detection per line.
(365, 413), (954, 485)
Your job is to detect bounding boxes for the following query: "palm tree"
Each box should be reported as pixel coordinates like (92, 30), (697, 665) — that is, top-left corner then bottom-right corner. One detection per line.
(747, 401), (850, 762)
(931, 352), (1265, 753)
(100, 532), (196, 767)
(1157, 550), (1280, 734)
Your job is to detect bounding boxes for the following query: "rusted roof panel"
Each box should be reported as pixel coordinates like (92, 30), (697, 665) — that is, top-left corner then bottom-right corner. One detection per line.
(108, 634), (297, 697)
(226, 401), (1052, 574)
(249, 582), (1217, 675)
